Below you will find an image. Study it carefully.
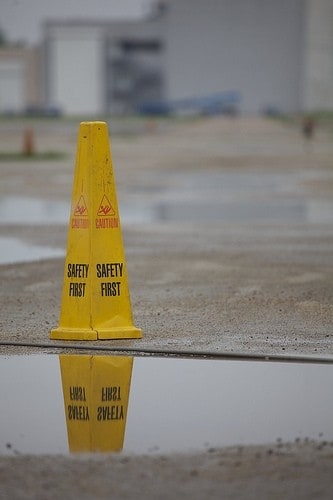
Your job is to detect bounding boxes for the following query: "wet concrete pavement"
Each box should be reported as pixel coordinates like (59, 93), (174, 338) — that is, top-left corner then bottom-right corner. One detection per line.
(0, 116), (333, 500)
(0, 116), (332, 356)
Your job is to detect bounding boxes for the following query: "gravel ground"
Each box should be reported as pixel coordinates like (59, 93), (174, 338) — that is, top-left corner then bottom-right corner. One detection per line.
(1, 441), (333, 500)
(0, 116), (332, 498)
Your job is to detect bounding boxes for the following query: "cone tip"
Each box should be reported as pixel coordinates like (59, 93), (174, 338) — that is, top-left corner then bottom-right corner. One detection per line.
(79, 121), (108, 129)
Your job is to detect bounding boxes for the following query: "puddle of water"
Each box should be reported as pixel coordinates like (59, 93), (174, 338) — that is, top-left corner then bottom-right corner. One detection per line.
(156, 200), (307, 223)
(0, 236), (64, 264)
(0, 193), (332, 227)
(307, 200), (333, 225)
(0, 355), (332, 456)
(0, 197), (69, 225)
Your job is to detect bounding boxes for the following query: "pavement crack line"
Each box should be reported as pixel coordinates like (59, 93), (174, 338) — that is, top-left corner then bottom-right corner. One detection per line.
(0, 340), (332, 364)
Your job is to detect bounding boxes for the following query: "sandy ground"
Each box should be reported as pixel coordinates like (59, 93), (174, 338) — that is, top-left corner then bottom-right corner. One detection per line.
(0, 116), (332, 498)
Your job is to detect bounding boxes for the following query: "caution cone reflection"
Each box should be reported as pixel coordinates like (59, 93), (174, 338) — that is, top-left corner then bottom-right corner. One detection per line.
(59, 355), (133, 453)
(50, 121), (141, 340)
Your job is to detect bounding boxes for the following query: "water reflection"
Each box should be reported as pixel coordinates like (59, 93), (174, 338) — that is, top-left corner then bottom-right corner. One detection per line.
(0, 193), (332, 228)
(0, 197), (69, 225)
(0, 355), (332, 455)
(59, 355), (133, 453)
(0, 236), (64, 264)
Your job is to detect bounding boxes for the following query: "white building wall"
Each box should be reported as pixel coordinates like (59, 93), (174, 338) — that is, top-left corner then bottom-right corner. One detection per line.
(46, 25), (105, 114)
(0, 47), (41, 113)
(164, 0), (305, 113)
(303, 0), (333, 110)
(0, 59), (24, 113)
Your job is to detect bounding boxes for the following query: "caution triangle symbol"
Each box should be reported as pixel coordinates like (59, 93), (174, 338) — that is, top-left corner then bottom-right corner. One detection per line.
(74, 195), (88, 216)
(97, 194), (116, 216)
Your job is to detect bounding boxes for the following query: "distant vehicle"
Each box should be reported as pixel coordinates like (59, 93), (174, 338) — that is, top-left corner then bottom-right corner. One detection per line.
(24, 105), (62, 117)
(138, 91), (241, 116)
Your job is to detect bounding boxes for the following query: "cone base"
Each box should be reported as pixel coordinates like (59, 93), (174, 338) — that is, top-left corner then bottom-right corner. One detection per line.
(50, 327), (98, 341)
(97, 326), (142, 340)
(50, 326), (142, 341)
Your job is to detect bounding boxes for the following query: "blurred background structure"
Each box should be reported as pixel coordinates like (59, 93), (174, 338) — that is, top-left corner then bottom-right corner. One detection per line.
(0, 0), (332, 116)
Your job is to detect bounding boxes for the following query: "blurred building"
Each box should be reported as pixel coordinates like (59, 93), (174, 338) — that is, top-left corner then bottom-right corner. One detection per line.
(1, 0), (333, 115)
(0, 47), (41, 113)
(42, 18), (165, 115)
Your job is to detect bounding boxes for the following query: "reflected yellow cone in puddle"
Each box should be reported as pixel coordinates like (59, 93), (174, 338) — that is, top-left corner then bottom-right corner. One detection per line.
(59, 355), (133, 453)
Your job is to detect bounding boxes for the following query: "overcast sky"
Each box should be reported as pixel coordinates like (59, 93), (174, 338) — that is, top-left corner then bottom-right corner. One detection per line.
(0, 0), (151, 45)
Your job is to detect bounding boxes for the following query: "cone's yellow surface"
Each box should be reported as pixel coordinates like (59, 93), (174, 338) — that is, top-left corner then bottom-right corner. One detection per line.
(50, 122), (141, 340)
(59, 355), (133, 452)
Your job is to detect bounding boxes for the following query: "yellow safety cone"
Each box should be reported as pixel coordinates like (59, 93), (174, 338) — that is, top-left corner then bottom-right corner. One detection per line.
(50, 121), (142, 340)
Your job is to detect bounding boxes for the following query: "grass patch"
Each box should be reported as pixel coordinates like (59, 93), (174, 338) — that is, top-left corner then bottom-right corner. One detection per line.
(0, 151), (66, 161)
(268, 110), (333, 134)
